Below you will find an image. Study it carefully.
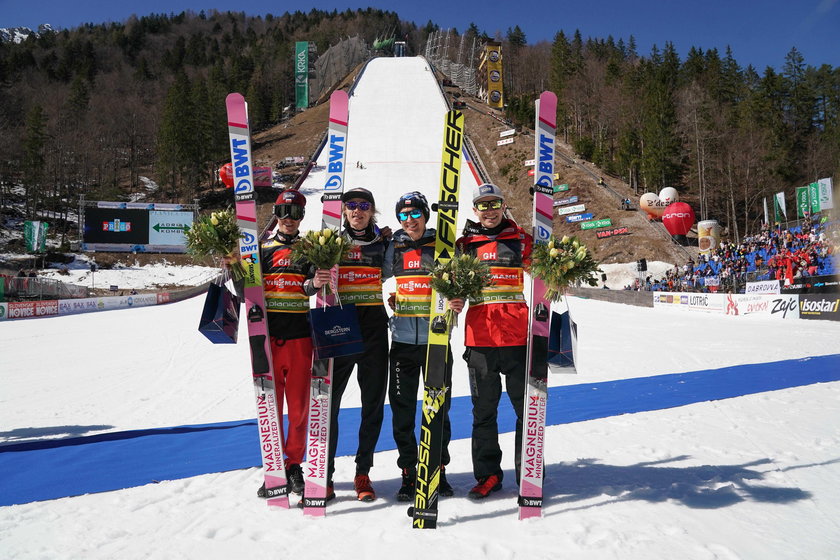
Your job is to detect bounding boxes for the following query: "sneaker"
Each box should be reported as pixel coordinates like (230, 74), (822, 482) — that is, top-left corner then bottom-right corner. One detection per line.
(354, 473), (376, 502)
(287, 463), (304, 495)
(468, 474), (502, 500)
(396, 468), (415, 502)
(439, 467), (454, 497)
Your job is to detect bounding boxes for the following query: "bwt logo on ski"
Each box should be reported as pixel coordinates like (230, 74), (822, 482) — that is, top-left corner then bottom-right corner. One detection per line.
(324, 134), (346, 190)
(230, 138), (252, 193)
(537, 133), (554, 174)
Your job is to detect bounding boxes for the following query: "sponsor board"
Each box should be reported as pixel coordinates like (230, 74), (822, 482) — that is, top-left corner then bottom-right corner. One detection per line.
(553, 195), (579, 207)
(556, 204), (586, 216)
(500, 129), (516, 138)
(655, 292), (801, 319)
(554, 183), (570, 192)
(745, 279), (780, 295)
(581, 218), (612, 230)
(724, 294), (799, 318)
(497, 138), (514, 146)
(565, 213), (593, 223)
(799, 294), (840, 321)
(0, 302), (6, 320)
(523, 158), (535, 166)
(5, 300), (60, 319)
(595, 226), (630, 239)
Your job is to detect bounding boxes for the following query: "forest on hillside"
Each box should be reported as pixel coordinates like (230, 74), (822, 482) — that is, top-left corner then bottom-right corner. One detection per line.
(0, 9), (837, 246)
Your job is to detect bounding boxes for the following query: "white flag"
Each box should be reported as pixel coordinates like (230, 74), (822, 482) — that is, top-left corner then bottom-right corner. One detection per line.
(818, 177), (834, 210)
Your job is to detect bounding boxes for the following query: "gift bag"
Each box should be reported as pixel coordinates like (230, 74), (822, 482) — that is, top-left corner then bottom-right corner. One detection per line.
(198, 282), (241, 344)
(309, 303), (364, 360)
(547, 310), (577, 373)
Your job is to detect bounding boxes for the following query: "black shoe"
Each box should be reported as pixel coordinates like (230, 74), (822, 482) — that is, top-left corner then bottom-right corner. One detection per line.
(468, 474), (502, 500)
(397, 468), (415, 502)
(257, 482), (266, 498)
(439, 467), (454, 497)
(287, 463), (304, 494)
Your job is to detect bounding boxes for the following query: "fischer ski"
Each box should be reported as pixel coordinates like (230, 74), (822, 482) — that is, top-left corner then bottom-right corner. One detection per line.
(225, 92), (289, 509)
(519, 91), (557, 519)
(411, 109), (464, 529)
(302, 90), (349, 516)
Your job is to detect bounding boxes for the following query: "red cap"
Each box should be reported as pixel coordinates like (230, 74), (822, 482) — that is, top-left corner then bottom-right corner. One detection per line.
(275, 189), (306, 207)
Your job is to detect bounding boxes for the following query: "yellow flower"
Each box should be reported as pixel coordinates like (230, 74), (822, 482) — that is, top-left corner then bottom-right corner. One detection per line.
(442, 272), (450, 282)
(322, 228), (332, 238)
(548, 239), (555, 249)
(549, 248), (559, 258)
(319, 236), (326, 245)
(210, 214), (219, 226)
(561, 235), (570, 244)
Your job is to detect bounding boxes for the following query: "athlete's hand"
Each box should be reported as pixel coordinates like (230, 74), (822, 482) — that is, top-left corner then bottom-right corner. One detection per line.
(449, 298), (465, 314)
(312, 268), (332, 289)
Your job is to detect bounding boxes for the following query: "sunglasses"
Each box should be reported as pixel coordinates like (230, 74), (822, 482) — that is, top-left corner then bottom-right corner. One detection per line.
(345, 201), (372, 211)
(274, 204), (304, 220)
(475, 199), (503, 211)
(398, 209), (424, 221)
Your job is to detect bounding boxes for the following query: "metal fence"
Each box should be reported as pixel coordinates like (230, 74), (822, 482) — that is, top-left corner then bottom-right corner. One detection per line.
(2, 276), (89, 301)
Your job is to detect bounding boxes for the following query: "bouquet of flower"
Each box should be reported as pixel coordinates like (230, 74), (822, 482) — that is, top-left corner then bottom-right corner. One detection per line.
(528, 235), (601, 301)
(290, 228), (350, 294)
(185, 209), (245, 280)
(429, 254), (494, 327)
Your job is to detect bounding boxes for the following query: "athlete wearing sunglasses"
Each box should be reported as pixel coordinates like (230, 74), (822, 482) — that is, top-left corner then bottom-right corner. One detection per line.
(382, 191), (462, 500)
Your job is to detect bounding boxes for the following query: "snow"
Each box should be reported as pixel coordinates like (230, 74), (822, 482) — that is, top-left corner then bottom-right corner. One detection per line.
(2, 56), (840, 559)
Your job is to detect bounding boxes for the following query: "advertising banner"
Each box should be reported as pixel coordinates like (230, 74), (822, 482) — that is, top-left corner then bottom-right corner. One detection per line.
(485, 44), (503, 108)
(295, 41), (309, 110)
(553, 195), (579, 207)
(24, 220), (49, 253)
(554, 183), (570, 192)
(799, 294), (840, 321)
(746, 279), (781, 294)
(809, 181), (820, 214)
(148, 211), (193, 246)
(797, 186), (811, 218)
(595, 226), (630, 239)
(497, 138), (514, 146)
(5, 300), (60, 319)
(818, 177), (834, 210)
(82, 202), (194, 252)
(565, 213), (593, 223)
(557, 204), (586, 216)
(581, 218), (612, 230)
(500, 129), (516, 137)
(774, 191), (787, 221)
(697, 219), (720, 254)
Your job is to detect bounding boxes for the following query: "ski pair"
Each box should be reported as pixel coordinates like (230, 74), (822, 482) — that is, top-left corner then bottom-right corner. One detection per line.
(225, 91), (350, 513)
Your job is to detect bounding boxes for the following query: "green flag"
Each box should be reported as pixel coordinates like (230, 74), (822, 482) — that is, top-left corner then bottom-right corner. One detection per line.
(796, 187), (810, 218)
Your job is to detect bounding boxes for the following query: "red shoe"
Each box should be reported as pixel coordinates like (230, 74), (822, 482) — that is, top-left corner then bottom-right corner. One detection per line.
(468, 474), (502, 500)
(354, 474), (376, 502)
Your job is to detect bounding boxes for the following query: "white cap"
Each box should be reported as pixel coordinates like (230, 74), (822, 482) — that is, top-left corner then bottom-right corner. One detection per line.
(472, 183), (505, 204)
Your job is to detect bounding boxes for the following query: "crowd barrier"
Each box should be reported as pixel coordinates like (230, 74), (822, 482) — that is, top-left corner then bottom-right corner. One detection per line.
(652, 291), (839, 321)
(0, 282), (211, 321)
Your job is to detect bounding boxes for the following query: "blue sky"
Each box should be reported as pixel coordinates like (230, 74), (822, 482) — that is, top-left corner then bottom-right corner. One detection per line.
(3, 0), (839, 71)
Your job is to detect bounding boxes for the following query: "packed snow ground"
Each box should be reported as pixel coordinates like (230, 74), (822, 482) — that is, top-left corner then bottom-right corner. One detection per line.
(2, 293), (840, 559)
(3, 56), (840, 559)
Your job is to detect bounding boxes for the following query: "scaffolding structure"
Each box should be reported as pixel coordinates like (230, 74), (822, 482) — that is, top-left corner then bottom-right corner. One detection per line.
(424, 29), (478, 96)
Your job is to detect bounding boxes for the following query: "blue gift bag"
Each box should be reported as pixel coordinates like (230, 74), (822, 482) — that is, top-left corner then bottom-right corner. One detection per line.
(309, 303), (364, 359)
(198, 282), (241, 344)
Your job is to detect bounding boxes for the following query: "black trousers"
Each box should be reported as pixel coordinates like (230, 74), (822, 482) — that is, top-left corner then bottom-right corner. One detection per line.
(389, 341), (453, 471)
(328, 326), (389, 478)
(464, 345), (527, 482)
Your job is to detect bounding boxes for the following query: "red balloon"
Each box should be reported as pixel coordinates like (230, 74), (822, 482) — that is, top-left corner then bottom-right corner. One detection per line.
(662, 202), (695, 236)
(220, 163), (233, 188)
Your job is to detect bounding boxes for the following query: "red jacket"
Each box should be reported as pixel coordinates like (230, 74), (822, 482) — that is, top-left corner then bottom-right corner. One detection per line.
(456, 219), (533, 347)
